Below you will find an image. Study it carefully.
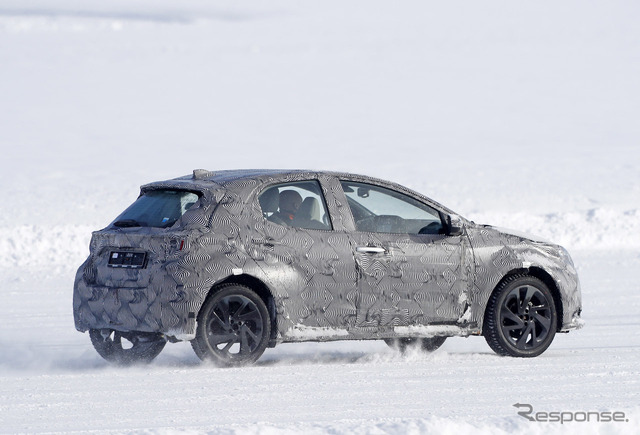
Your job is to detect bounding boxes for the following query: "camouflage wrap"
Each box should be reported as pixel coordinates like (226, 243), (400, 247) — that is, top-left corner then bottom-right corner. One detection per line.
(73, 170), (582, 343)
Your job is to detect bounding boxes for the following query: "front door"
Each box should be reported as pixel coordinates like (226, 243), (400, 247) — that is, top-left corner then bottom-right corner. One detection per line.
(339, 180), (470, 332)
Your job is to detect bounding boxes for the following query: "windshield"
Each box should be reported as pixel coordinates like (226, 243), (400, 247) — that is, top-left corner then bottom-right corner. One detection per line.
(111, 189), (200, 229)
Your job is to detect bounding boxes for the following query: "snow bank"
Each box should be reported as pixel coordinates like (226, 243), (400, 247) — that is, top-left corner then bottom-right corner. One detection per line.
(1, 208), (637, 272)
(160, 413), (639, 435)
(0, 224), (92, 271)
(468, 208), (640, 251)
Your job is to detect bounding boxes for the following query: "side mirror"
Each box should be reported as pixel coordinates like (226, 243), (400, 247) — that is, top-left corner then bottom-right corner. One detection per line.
(446, 214), (464, 236)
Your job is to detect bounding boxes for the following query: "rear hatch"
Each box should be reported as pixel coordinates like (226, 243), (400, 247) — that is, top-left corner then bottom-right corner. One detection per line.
(85, 188), (202, 288)
(88, 228), (184, 288)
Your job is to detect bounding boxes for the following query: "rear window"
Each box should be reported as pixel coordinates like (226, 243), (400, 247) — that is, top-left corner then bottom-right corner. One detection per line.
(111, 190), (200, 229)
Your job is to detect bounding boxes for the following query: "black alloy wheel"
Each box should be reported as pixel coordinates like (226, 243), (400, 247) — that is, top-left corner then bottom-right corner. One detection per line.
(89, 329), (166, 365)
(484, 275), (557, 357)
(192, 284), (271, 367)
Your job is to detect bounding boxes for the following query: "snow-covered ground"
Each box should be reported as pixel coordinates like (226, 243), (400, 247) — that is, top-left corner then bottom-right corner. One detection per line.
(1, 1), (639, 433)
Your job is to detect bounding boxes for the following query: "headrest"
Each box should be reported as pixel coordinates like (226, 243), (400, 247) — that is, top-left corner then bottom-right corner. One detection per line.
(259, 188), (279, 213)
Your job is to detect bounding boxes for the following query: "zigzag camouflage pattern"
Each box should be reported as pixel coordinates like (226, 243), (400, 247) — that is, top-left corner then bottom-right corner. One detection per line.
(74, 170), (582, 345)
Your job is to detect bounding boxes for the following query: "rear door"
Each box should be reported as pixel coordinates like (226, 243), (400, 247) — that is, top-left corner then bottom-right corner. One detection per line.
(251, 179), (359, 332)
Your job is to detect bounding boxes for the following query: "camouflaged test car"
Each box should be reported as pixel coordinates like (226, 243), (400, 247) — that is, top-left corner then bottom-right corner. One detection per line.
(73, 169), (583, 365)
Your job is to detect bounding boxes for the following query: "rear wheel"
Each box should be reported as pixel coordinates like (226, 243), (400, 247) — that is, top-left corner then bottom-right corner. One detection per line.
(483, 275), (557, 357)
(384, 336), (447, 353)
(89, 329), (166, 365)
(192, 284), (271, 367)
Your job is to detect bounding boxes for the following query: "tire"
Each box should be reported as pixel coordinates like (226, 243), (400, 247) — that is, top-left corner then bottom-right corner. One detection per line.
(483, 275), (557, 357)
(192, 284), (271, 367)
(384, 336), (447, 353)
(89, 329), (166, 365)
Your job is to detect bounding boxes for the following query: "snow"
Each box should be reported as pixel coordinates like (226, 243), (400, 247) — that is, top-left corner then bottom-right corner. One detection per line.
(285, 326), (350, 340)
(393, 325), (469, 337)
(1, 0), (639, 433)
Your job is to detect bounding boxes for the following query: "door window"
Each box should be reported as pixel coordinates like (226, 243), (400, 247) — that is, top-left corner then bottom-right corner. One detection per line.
(340, 181), (443, 234)
(258, 180), (332, 230)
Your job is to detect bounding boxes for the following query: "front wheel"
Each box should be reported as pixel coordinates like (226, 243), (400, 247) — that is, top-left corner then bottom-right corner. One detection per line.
(483, 275), (557, 357)
(384, 336), (447, 353)
(191, 284), (271, 367)
(89, 329), (166, 365)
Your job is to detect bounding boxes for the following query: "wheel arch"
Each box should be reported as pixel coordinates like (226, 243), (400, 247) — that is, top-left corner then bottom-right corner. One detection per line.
(206, 273), (279, 346)
(486, 266), (564, 332)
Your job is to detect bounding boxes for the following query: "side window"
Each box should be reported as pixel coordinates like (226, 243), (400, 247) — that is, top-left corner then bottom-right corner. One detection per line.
(340, 181), (443, 235)
(258, 180), (333, 231)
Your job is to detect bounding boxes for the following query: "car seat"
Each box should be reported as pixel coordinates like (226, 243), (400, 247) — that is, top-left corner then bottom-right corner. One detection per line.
(293, 197), (327, 230)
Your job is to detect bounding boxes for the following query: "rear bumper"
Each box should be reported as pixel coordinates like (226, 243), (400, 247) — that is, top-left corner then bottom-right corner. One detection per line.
(73, 260), (197, 340)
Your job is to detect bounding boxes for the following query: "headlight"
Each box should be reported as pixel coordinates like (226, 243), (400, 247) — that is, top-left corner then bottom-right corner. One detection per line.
(558, 246), (575, 268)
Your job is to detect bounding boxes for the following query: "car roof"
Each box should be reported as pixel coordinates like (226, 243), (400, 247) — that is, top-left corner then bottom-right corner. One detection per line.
(188, 169), (317, 184)
(171, 169), (419, 189)
(149, 169), (347, 187)
(142, 169), (322, 189)
(141, 169), (456, 215)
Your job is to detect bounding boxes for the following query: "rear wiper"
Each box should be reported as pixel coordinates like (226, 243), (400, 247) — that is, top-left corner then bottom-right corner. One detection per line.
(113, 219), (143, 228)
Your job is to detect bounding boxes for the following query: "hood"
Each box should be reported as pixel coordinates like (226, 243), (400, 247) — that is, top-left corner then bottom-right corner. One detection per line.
(482, 225), (554, 245)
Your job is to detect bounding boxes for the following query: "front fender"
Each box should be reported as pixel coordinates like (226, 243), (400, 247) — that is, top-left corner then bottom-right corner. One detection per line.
(466, 226), (582, 331)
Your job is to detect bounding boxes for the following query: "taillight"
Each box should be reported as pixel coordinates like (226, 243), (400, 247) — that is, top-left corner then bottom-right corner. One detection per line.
(170, 238), (186, 254)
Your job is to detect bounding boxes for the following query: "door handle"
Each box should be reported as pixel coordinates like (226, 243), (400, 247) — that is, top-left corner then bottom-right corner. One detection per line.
(252, 238), (280, 247)
(356, 246), (386, 254)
